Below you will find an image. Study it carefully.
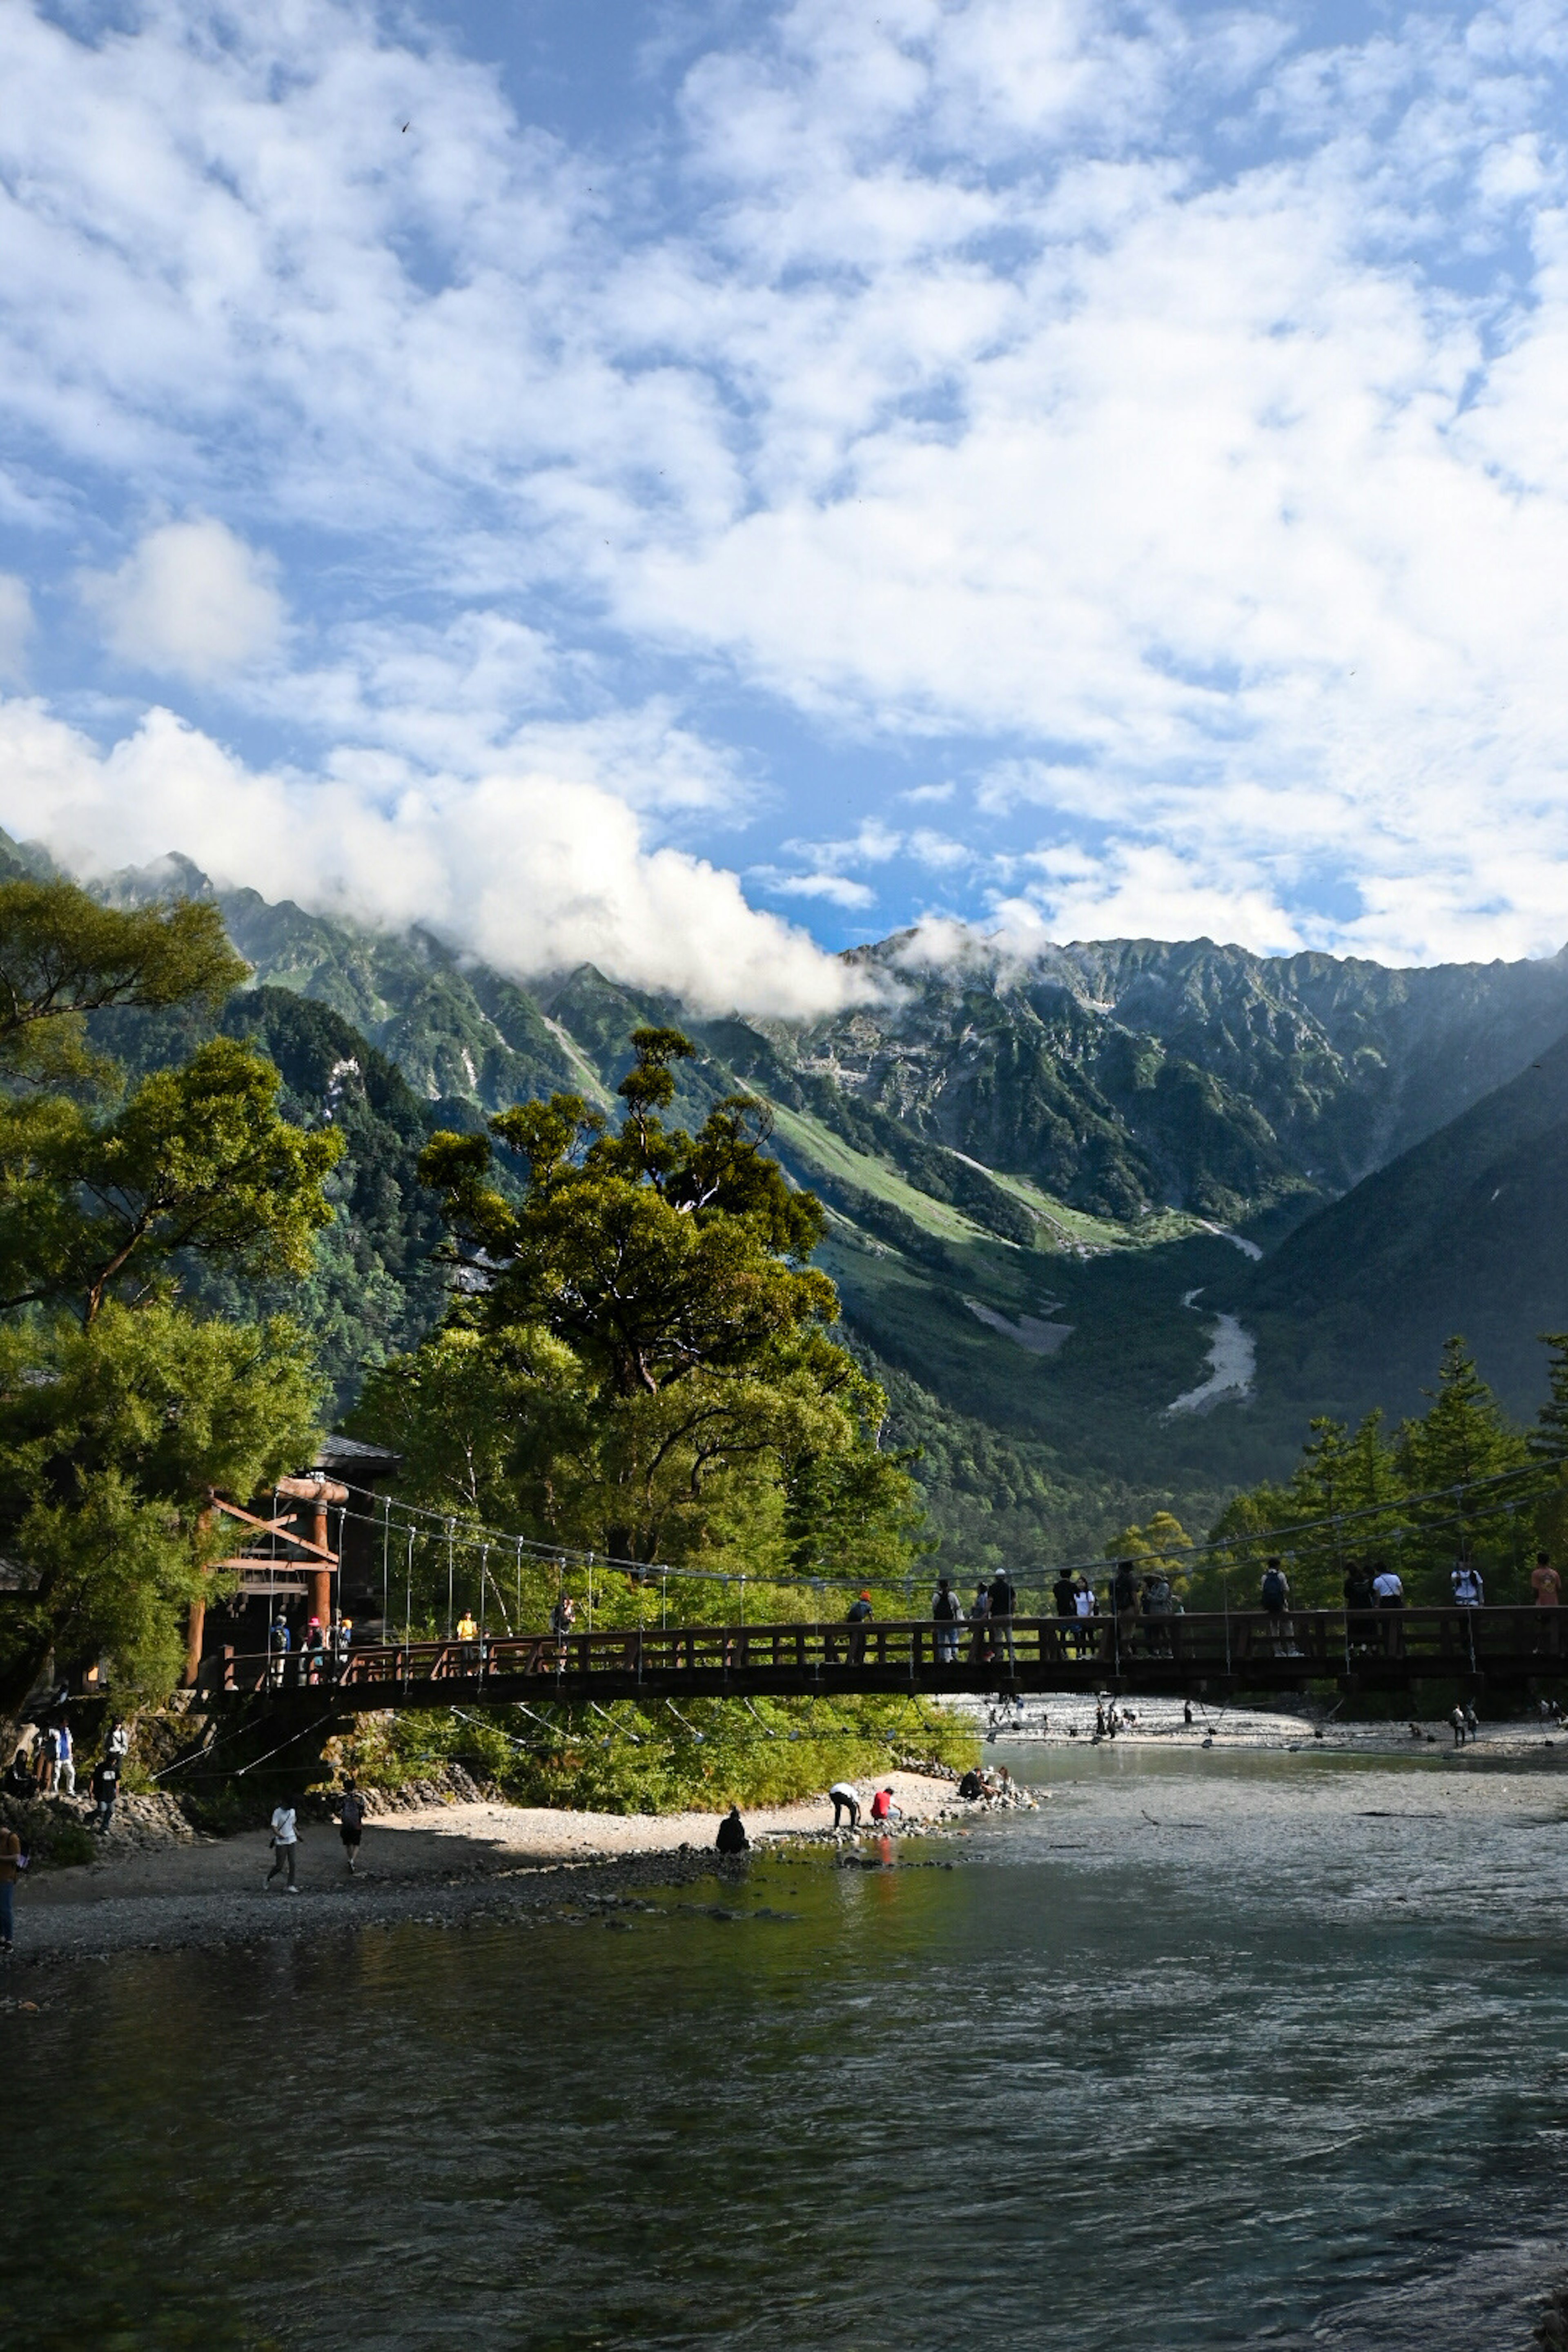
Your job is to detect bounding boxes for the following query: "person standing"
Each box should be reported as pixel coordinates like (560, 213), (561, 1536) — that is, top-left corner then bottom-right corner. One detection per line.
(1112, 1559), (1140, 1658)
(33, 1724), (57, 1797)
(54, 1720), (75, 1799)
(845, 1589), (874, 1666)
(1053, 1567), (1077, 1619)
(1371, 1561), (1405, 1657)
(303, 1617), (327, 1685)
(1260, 1559), (1291, 1654)
(1532, 1553), (1561, 1607)
(89, 1751), (120, 1834)
(1450, 1705), (1467, 1748)
(337, 1780), (366, 1874)
(989, 1570), (1017, 1673)
(969, 1580), (992, 1667)
(550, 1590), (576, 1665)
(0, 1822), (25, 1953)
(105, 1717), (130, 1763)
(456, 1609), (479, 1670)
(334, 1617), (353, 1679)
(829, 1781), (861, 1829)
(932, 1577), (962, 1666)
(266, 1801), (301, 1891)
(269, 1612), (291, 1689)
(1451, 1556), (1484, 1608)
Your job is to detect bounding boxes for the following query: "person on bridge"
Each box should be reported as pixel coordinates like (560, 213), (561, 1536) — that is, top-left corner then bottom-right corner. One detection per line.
(716, 1804), (749, 1855)
(269, 1613), (291, 1689)
(969, 1581), (992, 1666)
(989, 1571), (1017, 1671)
(1053, 1568), (1076, 1619)
(1533, 1553), (1561, 1606)
(932, 1578), (963, 1665)
(1371, 1562), (1405, 1657)
(304, 1617), (327, 1685)
(334, 1617), (354, 1676)
(1343, 1561), (1375, 1654)
(1112, 1560), (1140, 1657)
(550, 1591), (576, 1664)
(1260, 1559), (1292, 1655)
(457, 1609), (479, 1670)
(829, 1781), (861, 1829)
(1451, 1556), (1484, 1608)
(845, 1590), (874, 1665)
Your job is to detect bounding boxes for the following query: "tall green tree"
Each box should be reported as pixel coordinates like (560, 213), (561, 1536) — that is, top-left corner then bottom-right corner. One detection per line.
(0, 877), (340, 1711)
(357, 1027), (924, 1613)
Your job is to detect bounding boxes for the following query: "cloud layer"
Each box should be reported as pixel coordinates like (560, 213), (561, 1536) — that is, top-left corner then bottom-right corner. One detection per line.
(2, 0), (1568, 980)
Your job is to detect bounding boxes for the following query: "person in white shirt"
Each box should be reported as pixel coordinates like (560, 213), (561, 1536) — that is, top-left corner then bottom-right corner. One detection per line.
(265, 1803), (301, 1891)
(1451, 1558), (1484, 1608)
(53, 1721), (74, 1797)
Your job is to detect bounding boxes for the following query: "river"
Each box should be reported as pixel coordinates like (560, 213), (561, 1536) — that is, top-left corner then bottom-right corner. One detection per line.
(9, 1743), (1568, 2350)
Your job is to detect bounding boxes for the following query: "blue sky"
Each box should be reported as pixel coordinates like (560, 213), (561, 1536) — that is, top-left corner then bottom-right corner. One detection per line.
(3, 0), (1568, 1010)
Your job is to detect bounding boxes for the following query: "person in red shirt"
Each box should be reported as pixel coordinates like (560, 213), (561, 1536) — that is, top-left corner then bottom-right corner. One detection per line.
(1532, 1553), (1561, 1606)
(869, 1786), (899, 1824)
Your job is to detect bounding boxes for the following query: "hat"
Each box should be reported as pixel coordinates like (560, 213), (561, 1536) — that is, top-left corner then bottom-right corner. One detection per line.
(860, 1589), (871, 1599)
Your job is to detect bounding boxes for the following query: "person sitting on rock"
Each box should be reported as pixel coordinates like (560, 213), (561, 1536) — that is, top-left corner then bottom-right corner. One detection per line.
(715, 1804), (749, 1855)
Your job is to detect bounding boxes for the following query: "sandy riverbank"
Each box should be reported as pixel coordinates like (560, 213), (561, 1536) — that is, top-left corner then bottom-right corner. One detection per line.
(4, 1770), (959, 1967)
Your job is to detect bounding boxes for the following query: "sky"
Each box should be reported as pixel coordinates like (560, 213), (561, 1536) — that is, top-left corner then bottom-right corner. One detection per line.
(3, 0), (1568, 1011)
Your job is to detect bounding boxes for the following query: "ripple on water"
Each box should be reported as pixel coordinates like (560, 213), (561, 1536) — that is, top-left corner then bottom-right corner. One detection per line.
(5, 1747), (1567, 2351)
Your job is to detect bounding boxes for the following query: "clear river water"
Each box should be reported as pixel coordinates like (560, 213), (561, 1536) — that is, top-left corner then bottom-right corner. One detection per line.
(10, 1743), (1568, 2351)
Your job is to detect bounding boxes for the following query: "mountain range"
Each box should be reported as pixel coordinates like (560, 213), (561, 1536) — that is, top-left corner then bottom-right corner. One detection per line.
(12, 830), (1568, 1568)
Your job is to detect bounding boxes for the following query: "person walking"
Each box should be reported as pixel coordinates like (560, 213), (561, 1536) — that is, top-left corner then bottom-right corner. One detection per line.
(989, 1570), (1017, 1673)
(337, 1780), (366, 1874)
(334, 1617), (354, 1679)
(89, 1751), (120, 1834)
(0, 1821), (25, 1953)
(716, 1804), (749, 1855)
(932, 1577), (963, 1666)
(303, 1617), (327, 1686)
(266, 1801), (301, 1891)
(54, 1720), (75, 1799)
(550, 1589), (576, 1665)
(829, 1781), (861, 1829)
(1464, 1702), (1481, 1741)
(269, 1612), (291, 1689)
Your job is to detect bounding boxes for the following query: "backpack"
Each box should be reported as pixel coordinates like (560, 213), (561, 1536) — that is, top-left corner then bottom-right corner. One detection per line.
(1261, 1569), (1287, 1608)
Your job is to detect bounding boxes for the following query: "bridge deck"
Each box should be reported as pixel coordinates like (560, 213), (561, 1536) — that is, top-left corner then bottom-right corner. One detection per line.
(203, 1606), (1568, 1709)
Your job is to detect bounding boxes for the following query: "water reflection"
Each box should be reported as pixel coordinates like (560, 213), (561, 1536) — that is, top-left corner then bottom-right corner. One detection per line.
(7, 1748), (1568, 2350)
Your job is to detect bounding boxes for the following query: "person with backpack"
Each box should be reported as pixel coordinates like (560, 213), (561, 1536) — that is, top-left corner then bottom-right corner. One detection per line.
(266, 1801), (301, 1891)
(844, 1589), (874, 1664)
(1260, 1558), (1291, 1653)
(932, 1577), (963, 1666)
(989, 1570), (1017, 1671)
(89, 1752), (120, 1834)
(1451, 1556), (1484, 1608)
(337, 1779), (366, 1874)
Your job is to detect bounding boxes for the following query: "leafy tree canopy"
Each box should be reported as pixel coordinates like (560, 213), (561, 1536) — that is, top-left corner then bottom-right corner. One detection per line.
(0, 878), (244, 1084)
(359, 1028), (923, 1597)
(0, 1301), (323, 1711)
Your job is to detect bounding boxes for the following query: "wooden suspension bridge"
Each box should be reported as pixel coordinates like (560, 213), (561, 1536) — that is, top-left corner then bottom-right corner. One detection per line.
(196, 1606), (1568, 1710)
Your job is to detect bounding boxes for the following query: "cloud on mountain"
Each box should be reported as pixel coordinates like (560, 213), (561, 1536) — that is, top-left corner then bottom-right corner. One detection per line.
(2, 0), (1568, 965)
(0, 698), (865, 1017)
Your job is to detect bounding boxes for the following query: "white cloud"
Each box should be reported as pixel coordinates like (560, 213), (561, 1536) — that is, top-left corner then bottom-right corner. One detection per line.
(767, 871), (877, 908)
(5, 0), (1568, 963)
(0, 576), (31, 684)
(82, 519), (285, 682)
(0, 697), (864, 1018)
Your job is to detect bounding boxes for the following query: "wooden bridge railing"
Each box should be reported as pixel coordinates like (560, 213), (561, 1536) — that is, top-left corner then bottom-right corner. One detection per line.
(198, 1605), (1568, 1703)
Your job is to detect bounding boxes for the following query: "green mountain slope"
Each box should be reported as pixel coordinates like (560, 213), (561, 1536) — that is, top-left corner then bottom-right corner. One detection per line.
(19, 828), (1568, 1562)
(1243, 1023), (1568, 1425)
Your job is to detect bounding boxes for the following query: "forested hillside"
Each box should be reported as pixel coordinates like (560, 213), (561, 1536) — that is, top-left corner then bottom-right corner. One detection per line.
(19, 830), (1568, 1568)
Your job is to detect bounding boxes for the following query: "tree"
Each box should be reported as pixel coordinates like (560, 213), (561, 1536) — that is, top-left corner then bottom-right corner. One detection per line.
(358, 1027), (924, 1602)
(0, 1037), (341, 1325)
(0, 876), (341, 1711)
(0, 1303), (323, 1711)
(0, 878), (244, 1083)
